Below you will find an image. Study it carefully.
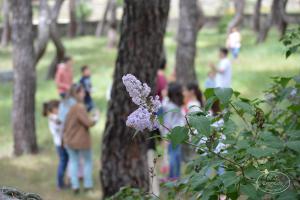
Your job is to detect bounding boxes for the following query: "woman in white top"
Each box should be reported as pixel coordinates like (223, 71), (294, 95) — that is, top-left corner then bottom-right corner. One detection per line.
(226, 27), (241, 59)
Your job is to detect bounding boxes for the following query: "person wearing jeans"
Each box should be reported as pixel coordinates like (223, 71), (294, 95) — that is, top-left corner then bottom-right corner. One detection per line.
(56, 146), (69, 188)
(168, 144), (181, 179)
(63, 84), (98, 194)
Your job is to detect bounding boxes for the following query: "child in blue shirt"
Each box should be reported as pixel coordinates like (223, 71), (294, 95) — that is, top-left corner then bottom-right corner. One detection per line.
(79, 66), (94, 112)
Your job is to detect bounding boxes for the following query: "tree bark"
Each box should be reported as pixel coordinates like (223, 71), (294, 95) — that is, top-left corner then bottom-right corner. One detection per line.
(68, 0), (77, 37)
(1, 0), (11, 47)
(279, 0), (300, 24)
(46, 0), (66, 79)
(227, 0), (245, 34)
(253, 0), (262, 34)
(175, 0), (204, 85)
(95, 0), (112, 37)
(100, 0), (170, 197)
(11, 0), (38, 156)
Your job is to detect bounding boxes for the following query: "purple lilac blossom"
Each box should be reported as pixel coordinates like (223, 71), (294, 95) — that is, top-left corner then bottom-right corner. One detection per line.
(122, 74), (161, 132)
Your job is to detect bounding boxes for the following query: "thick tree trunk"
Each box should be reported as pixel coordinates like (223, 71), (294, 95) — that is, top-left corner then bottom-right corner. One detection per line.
(175, 0), (204, 85)
(100, 0), (170, 197)
(11, 0), (38, 156)
(279, 0), (300, 26)
(95, 0), (111, 37)
(47, 0), (66, 79)
(253, 0), (262, 34)
(68, 0), (77, 37)
(227, 0), (245, 34)
(1, 0), (11, 47)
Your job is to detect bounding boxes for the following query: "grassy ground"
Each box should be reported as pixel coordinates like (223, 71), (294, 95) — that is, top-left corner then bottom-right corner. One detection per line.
(0, 28), (299, 200)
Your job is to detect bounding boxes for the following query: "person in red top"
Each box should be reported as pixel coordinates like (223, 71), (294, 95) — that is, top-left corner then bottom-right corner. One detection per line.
(55, 56), (74, 98)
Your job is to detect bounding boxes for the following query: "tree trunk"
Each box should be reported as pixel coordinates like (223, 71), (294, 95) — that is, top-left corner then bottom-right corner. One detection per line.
(68, 0), (77, 37)
(95, 0), (111, 37)
(107, 0), (118, 48)
(34, 0), (51, 65)
(100, 0), (170, 197)
(175, 0), (204, 85)
(11, 0), (38, 156)
(257, 0), (287, 43)
(279, 0), (300, 24)
(227, 0), (245, 34)
(47, 0), (66, 79)
(253, 0), (262, 34)
(1, 0), (11, 47)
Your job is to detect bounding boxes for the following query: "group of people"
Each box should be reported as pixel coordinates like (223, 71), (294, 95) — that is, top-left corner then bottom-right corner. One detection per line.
(43, 56), (99, 194)
(149, 45), (234, 196)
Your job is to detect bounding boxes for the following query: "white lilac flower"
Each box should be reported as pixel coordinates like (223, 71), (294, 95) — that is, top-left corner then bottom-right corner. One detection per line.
(122, 74), (151, 106)
(126, 107), (158, 132)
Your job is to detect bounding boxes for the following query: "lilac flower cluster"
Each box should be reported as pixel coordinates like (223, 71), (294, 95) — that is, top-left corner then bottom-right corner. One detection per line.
(122, 74), (161, 132)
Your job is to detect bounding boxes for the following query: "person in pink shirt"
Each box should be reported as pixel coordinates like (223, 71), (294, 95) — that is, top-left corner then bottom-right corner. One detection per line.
(55, 56), (74, 98)
(156, 59), (168, 101)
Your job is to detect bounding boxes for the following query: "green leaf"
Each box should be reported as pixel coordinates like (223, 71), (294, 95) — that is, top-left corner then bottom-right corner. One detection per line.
(247, 147), (278, 158)
(204, 96), (217, 111)
(214, 87), (233, 105)
(236, 140), (250, 149)
(223, 119), (237, 135)
(204, 88), (215, 99)
(189, 115), (211, 136)
(221, 171), (240, 187)
(286, 141), (300, 153)
(240, 184), (260, 199)
(234, 101), (254, 115)
(168, 126), (189, 148)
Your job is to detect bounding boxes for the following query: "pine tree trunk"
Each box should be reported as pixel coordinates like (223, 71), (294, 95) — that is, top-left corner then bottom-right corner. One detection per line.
(100, 0), (170, 197)
(95, 0), (111, 37)
(68, 0), (77, 37)
(107, 0), (118, 48)
(1, 0), (11, 47)
(175, 0), (204, 85)
(11, 0), (38, 156)
(227, 0), (245, 34)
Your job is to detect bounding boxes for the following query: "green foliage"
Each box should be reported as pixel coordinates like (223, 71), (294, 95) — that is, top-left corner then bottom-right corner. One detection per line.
(217, 14), (232, 34)
(281, 26), (300, 58)
(107, 187), (155, 200)
(76, 0), (92, 21)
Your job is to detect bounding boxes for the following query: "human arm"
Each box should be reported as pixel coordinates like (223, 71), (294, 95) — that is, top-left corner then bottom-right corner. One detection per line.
(76, 104), (96, 128)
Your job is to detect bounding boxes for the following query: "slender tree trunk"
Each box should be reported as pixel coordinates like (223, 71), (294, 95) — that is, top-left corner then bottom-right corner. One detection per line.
(1, 0), (11, 47)
(175, 0), (204, 85)
(279, 0), (300, 24)
(100, 0), (170, 197)
(47, 0), (66, 79)
(107, 0), (118, 48)
(11, 0), (38, 156)
(34, 0), (51, 65)
(253, 0), (262, 34)
(227, 0), (245, 34)
(95, 0), (112, 37)
(68, 0), (77, 37)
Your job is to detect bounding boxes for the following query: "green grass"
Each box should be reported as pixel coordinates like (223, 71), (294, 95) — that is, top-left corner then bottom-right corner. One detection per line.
(0, 28), (299, 199)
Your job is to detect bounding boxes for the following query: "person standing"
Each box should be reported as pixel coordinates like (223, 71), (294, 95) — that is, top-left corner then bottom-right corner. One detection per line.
(55, 56), (74, 98)
(226, 27), (241, 59)
(79, 66), (94, 112)
(209, 48), (232, 88)
(63, 84), (99, 194)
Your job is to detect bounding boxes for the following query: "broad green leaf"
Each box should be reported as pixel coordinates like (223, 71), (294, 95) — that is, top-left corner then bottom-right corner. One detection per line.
(221, 171), (240, 187)
(214, 87), (233, 105)
(287, 130), (300, 139)
(247, 147), (278, 158)
(204, 88), (215, 99)
(189, 115), (211, 136)
(236, 140), (250, 149)
(234, 101), (254, 115)
(240, 184), (259, 199)
(204, 96), (217, 111)
(244, 167), (261, 179)
(286, 141), (300, 153)
(223, 119), (237, 135)
(168, 126), (189, 148)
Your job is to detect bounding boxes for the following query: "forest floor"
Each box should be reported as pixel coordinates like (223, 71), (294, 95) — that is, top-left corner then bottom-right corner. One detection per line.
(0, 28), (299, 200)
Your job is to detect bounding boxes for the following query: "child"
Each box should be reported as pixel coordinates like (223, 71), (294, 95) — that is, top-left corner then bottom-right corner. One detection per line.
(161, 82), (185, 180)
(205, 71), (216, 89)
(184, 82), (204, 113)
(43, 100), (68, 190)
(79, 66), (94, 112)
(55, 56), (73, 98)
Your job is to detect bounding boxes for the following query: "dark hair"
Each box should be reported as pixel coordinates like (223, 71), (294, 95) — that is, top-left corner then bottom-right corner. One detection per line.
(211, 100), (221, 116)
(159, 58), (166, 70)
(168, 82), (184, 107)
(219, 47), (228, 56)
(81, 65), (89, 73)
(43, 100), (60, 117)
(186, 82), (204, 107)
(63, 56), (72, 63)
